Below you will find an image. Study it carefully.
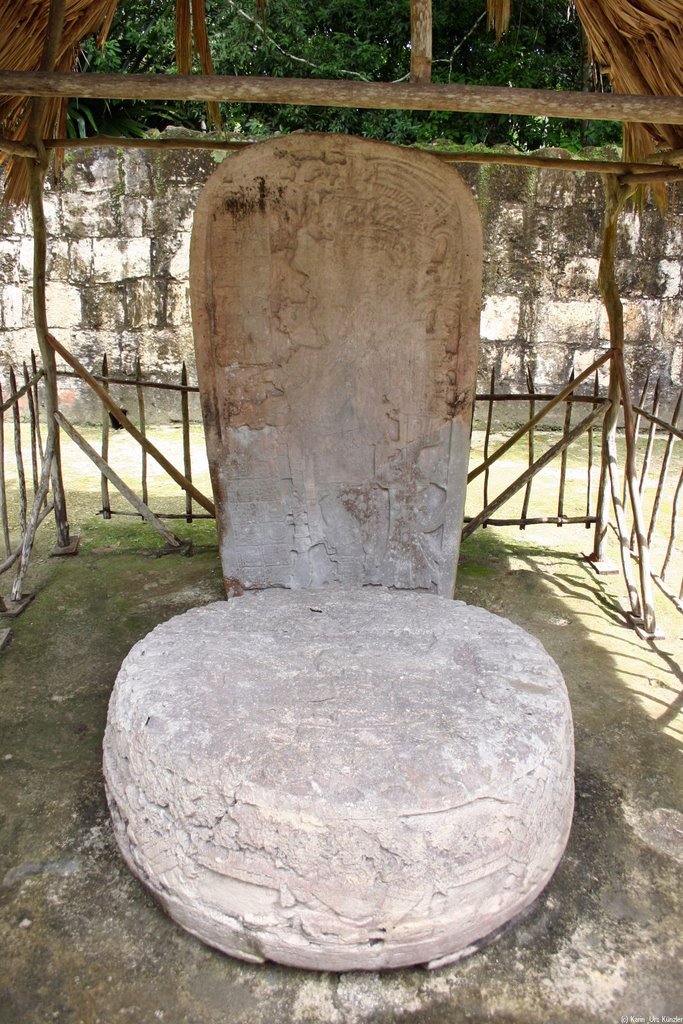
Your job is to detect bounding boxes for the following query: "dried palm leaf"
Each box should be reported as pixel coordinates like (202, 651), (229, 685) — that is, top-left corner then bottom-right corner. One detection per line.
(0, 0), (120, 204)
(486, 0), (512, 43)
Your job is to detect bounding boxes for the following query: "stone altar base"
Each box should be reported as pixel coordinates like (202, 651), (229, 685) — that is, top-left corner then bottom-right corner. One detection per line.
(103, 589), (574, 971)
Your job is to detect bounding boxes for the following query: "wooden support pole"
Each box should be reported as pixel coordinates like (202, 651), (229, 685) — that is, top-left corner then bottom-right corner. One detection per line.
(0, 503), (54, 577)
(557, 371), (574, 524)
(598, 177), (657, 634)
(100, 354), (111, 519)
(463, 401), (611, 540)
(647, 389), (681, 547)
(3, 71), (683, 126)
(0, 381), (10, 557)
(659, 465), (682, 584)
(45, 333), (216, 516)
(56, 413), (184, 550)
(586, 370), (599, 528)
(181, 362), (192, 524)
(135, 357), (148, 509)
(9, 369), (27, 537)
(623, 370), (650, 506)
(24, 0), (71, 551)
(30, 351), (44, 461)
(630, 375), (660, 550)
(11, 436), (54, 602)
(520, 366), (535, 530)
(23, 363), (39, 497)
(468, 350), (611, 484)
(410, 0), (432, 84)
(482, 367), (495, 528)
(605, 421), (644, 621)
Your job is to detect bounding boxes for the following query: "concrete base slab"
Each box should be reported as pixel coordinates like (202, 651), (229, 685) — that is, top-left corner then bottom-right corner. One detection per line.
(1, 593), (36, 618)
(104, 588), (574, 971)
(50, 536), (81, 557)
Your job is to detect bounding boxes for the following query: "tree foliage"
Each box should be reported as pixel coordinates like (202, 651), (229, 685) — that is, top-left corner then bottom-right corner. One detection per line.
(72, 0), (621, 150)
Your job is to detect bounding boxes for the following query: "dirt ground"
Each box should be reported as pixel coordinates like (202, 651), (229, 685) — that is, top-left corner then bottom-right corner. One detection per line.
(1, 430), (682, 1024)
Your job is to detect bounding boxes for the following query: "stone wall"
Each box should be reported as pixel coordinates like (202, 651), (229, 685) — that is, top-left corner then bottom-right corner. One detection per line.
(0, 145), (681, 421)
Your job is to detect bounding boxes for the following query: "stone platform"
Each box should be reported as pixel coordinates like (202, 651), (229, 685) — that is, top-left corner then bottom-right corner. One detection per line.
(103, 589), (574, 971)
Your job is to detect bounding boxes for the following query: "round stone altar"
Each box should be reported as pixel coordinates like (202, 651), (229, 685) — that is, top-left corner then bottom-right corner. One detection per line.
(103, 588), (574, 971)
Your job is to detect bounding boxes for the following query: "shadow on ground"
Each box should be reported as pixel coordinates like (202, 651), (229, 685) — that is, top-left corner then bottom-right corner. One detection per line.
(1, 508), (681, 1024)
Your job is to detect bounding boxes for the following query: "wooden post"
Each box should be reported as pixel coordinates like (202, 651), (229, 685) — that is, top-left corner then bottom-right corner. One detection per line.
(557, 371), (574, 524)
(661, 466), (682, 583)
(629, 375), (660, 550)
(23, 362), (39, 496)
(598, 177), (656, 634)
(11, 435), (54, 603)
(520, 366), (535, 530)
(624, 370), (650, 505)
(9, 368), (27, 537)
(0, 381), (10, 556)
(482, 367), (495, 528)
(586, 370), (599, 528)
(647, 388), (681, 547)
(100, 354), (111, 519)
(181, 362), (192, 523)
(135, 357), (149, 509)
(30, 350), (44, 461)
(24, 0), (72, 552)
(410, 0), (432, 84)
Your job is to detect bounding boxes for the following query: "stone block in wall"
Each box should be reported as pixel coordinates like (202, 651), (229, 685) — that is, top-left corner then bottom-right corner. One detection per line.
(166, 280), (191, 327)
(658, 260), (681, 298)
(80, 282), (126, 331)
(46, 282), (81, 329)
(67, 239), (95, 283)
(554, 257), (600, 300)
(120, 197), (148, 237)
(572, 347), (610, 386)
(121, 278), (158, 329)
(1, 284), (24, 329)
(534, 343), (573, 389)
(169, 233), (191, 280)
(536, 299), (602, 347)
(17, 239), (33, 279)
(46, 238), (71, 280)
(480, 295), (520, 341)
(0, 240), (19, 280)
(534, 166), (577, 208)
(59, 193), (119, 239)
(91, 237), (150, 281)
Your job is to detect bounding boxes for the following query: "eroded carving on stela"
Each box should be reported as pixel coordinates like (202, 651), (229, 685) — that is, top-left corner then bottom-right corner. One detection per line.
(191, 134), (483, 596)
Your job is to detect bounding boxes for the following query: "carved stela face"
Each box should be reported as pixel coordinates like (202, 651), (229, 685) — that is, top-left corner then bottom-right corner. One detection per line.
(190, 134), (483, 596)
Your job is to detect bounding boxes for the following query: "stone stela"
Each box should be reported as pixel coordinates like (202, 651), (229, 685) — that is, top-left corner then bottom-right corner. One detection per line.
(190, 133), (483, 596)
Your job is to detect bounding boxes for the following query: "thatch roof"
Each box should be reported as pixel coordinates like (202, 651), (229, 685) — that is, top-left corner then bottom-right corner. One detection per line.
(1, 0), (682, 204)
(0, 0), (119, 202)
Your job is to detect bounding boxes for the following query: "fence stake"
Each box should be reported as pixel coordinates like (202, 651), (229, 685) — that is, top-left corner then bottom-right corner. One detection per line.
(623, 370), (650, 506)
(520, 366), (535, 530)
(0, 382), (10, 558)
(557, 371), (574, 524)
(23, 362), (39, 497)
(30, 350), (44, 461)
(629, 375), (660, 551)
(661, 465), (682, 583)
(586, 370), (600, 528)
(100, 354), (111, 520)
(482, 367), (495, 528)
(647, 388), (681, 548)
(135, 357), (149, 509)
(181, 362), (193, 523)
(11, 435), (54, 603)
(9, 368), (27, 537)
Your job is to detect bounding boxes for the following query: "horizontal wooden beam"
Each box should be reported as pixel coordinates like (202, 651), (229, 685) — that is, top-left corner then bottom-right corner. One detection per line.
(35, 134), (680, 178)
(1, 72), (683, 126)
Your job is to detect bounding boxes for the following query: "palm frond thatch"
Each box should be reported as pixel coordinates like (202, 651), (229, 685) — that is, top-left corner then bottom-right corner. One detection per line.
(0, 0), (120, 204)
(574, 0), (683, 161)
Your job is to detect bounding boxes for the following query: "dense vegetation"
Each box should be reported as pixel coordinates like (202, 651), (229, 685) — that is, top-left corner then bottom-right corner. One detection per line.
(70, 0), (622, 151)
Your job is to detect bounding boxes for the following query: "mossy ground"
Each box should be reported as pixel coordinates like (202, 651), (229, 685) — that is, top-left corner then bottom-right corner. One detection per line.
(1, 428), (681, 1023)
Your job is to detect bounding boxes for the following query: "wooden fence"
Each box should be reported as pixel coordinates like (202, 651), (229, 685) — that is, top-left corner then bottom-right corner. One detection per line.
(0, 352), (681, 637)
